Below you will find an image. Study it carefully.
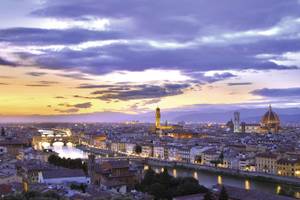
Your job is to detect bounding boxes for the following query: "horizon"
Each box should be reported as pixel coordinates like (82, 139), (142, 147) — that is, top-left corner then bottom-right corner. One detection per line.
(0, 0), (300, 122)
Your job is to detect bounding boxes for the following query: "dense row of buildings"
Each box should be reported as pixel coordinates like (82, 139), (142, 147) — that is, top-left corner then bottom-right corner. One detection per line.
(228, 105), (281, 134)
(0, 106), (299, 199)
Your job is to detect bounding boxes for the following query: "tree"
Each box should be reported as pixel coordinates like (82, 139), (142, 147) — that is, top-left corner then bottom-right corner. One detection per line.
(134, 145), (142, 154)
(218, 151), (224, 164)
(142, 168), (156, 186)
(148, 183), (167, 199)
(218, 186), (229, 200)
(137, 169), (208, 200)
(204, 190), (214, 200)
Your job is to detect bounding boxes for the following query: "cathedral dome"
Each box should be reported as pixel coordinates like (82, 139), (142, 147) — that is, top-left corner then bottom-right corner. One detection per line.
(261, 105), (280, 134)
(261, 105), (280, 125)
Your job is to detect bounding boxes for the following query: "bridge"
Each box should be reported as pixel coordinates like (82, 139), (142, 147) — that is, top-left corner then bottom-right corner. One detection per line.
(32, 129), (79, 149)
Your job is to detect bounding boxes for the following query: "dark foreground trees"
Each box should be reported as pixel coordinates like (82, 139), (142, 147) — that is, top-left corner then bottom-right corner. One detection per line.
(218, 186), (229, 200)
(3, 191), (65, 200)
(48, 154), (87, 174)
(136, 168), (208, 200)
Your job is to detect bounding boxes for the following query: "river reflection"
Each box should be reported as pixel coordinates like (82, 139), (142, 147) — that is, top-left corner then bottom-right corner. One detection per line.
(48, 144), (300, 198)
(148, 165), (300, 198)
(42, 142), (89, 159)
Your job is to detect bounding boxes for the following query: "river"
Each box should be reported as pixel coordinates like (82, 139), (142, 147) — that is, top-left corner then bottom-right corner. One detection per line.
(45, 142), (300, 198)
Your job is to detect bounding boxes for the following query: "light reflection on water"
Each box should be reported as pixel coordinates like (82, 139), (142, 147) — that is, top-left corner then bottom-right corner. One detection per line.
(150, 166), (300, 199)
(47, 144), (300, 198)
(42, 142), (89, 159)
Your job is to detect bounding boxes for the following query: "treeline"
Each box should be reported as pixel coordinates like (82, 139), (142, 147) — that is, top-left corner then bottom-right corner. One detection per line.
(136, 168), (208, 200)
(48, 154), (87, 174)
(3, 190), (65, 200)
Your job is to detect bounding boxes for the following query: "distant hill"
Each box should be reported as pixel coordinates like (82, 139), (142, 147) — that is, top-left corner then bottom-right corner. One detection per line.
(0, 107), (300, 123)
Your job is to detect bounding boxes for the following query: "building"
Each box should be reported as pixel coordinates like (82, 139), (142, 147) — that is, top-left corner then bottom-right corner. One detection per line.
(177, 147), (190, 163)
(125, 143), (135, 155)
(233, 105), (281, 134)
(190, 146), (212, 164)
(260, 105), (280, 133)
(38, 169), (89, 184)
(241, 123), (261, 133)
(0, 139), (30, 157)
(155, 107), (183, 132)
(88, 156), (138, 193)
(153, 145), (165, 160)
(167, 131), (193, 139)
(202, 148), (220, 166)
(155, 107), (161, 128)
(141, 144), (153, 157)
(234, 112), (240, 133)
(0, 146), (7, 155)
(255, 152), (278, 174)
(277, 158), (300, 177)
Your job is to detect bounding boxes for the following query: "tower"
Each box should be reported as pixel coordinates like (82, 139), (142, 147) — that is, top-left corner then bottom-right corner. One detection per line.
(233, 111), (240, 133)
(155, 107), (161, 128)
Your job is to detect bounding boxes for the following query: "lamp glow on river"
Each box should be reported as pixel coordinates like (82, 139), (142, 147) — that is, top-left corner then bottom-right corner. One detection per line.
(245, 180), (250, 190)
(217, 175), (222, 185)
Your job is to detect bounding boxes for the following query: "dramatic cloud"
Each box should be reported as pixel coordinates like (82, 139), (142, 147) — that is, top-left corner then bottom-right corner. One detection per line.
(0, 0), (300, 117)
(54, 108), (79, 113)
(77, 84), (116, 89)
(25, 84), (50, 87)
(72, 102), (92, 109)
(90, 83), (190, 101)
(24, 81), (58, 87)
(0, 28), (122, 45)
(251, 87), (300, 97)
(0, 0), (299, 76)
(54, 102), (92, 113)
(0, 57), (17, 66)
(227, 82), (252, 86)
(54, 96), (65, 99)
(56, 73), (92, 80)
(26, 72), (47, 77)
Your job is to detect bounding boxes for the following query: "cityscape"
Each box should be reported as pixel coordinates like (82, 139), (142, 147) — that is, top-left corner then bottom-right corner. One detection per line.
(1, 1), (300, 200)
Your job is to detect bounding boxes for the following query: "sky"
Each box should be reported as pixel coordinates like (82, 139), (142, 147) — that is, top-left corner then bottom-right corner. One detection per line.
(0, 0), (300, 119)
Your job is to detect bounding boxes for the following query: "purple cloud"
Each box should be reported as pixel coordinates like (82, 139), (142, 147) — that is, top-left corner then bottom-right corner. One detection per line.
(0, 28), (123, 45)
(251, 88), (300, 97)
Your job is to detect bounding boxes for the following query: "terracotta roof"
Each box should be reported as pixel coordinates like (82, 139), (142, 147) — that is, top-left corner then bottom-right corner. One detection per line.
(103, 160), (129, 168)
(277, 158), (300, 165)
(256, 152), (278, 159)
(43, 169), (86, 179)
(0, 184), (12, 195)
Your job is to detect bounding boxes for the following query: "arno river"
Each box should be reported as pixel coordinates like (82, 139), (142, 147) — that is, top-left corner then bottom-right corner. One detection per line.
(45, 142), (300, 198)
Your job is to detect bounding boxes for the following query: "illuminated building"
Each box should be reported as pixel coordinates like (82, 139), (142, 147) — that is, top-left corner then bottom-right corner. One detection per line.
(277, 158), (300, 177)
(255, 152), (278, 174)
(155, 107), (161, 128)
(260, 105), (280, 133)
(88, 156), (138, 191)
(153, 146), (165, 159)
(154, 107), (183, 132)
(167, 132), (193, 139)
(232, 105), (281, 134)
(233, 111), (240, 133)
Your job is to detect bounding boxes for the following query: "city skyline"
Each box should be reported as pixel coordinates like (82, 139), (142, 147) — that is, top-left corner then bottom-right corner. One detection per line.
(1, 0), (300, 121)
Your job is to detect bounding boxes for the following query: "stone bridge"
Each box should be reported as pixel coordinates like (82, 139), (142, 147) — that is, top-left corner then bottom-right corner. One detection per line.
(32, 129), (79, 149)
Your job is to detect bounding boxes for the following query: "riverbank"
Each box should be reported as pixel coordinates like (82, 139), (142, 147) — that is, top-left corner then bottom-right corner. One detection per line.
(75, 145), (300, 187)
(146, 159), (300, 187)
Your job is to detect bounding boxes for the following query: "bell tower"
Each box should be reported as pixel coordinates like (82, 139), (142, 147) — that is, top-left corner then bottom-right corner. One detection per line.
(155, 107), (161, 128)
